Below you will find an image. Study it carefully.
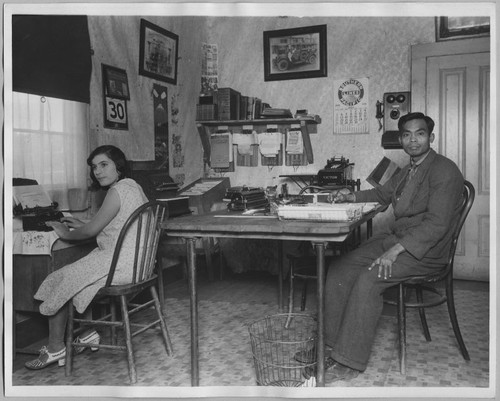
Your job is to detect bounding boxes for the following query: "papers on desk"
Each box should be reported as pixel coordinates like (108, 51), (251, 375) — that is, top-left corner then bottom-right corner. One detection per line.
(13, 185), (53, 209)
(277, 202), (380, 222)
(360, 202), (380, 213)
(13, 230), (59, 255)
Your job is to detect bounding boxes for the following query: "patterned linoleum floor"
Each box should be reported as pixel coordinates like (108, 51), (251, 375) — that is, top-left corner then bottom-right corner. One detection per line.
(11, 285), (490, 389)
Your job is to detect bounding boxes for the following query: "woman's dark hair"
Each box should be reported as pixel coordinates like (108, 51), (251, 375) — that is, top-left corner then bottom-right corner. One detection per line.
(87, 145), (130, 190)
(398, 112), (435, 134)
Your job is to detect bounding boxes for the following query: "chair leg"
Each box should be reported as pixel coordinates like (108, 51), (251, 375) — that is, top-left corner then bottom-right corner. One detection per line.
(157, 260), (166, 311)
(218, 248), (225, 281)
(300, 280), (308, 311)
(397, 283), (407, 374)
(119, 295), (137, 384)
(150, 286), (174, 356)
(288, 261), (295, 314)
(445, 277), (470, 360)
(415, 286), (431, 341)
(110, 299), (118, 346)
(65, 302), (75, 377)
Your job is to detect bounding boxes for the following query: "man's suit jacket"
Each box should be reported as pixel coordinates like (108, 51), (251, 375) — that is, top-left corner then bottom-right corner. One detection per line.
(356, 149), (464, 262)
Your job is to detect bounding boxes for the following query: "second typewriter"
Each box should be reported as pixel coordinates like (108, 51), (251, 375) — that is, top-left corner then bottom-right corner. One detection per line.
(223, 186), (269, 212)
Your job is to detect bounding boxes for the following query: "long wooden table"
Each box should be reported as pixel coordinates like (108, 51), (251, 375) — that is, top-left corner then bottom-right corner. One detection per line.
(162, 206), (382, 387)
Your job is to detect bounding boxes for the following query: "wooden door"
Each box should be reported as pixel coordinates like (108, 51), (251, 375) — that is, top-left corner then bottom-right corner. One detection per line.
(411, 38), (490, 281)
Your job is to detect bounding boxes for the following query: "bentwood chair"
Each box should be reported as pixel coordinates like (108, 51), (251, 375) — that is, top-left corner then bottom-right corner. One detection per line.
(64, 201), (173, 384)
(384, 180), (475, 374)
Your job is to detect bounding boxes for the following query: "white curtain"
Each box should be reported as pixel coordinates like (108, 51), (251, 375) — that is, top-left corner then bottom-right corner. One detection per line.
(12, 92), (90, 211)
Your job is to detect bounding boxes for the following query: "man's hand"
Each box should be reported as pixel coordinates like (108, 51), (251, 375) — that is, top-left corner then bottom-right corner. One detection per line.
(369, 243), (406, 279)
(328, 188), (355, 203)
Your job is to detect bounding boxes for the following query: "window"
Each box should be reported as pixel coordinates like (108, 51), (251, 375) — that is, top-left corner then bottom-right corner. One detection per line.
(12, 92), (89, 211)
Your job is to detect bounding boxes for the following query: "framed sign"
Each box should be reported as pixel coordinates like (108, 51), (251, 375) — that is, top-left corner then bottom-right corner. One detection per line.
(104, 96), (128, 130)
(139, 19), (179, 85)
(263, 24), (327, 82)
(102, 64), (130, 100)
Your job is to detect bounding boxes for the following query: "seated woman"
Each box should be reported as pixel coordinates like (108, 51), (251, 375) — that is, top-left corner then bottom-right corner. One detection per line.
(25, 145), (148, 370)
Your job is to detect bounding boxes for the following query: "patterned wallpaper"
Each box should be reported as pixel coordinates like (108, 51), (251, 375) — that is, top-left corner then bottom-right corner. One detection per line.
(86, 15), (435, 193)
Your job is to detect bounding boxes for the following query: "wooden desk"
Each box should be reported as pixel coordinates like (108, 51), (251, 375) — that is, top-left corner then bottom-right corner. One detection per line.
(163, 206), (383, 387)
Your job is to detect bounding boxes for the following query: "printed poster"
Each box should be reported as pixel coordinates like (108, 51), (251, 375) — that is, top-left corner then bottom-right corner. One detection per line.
(333, 77), (369, 134)
(201, 43), (218, 94)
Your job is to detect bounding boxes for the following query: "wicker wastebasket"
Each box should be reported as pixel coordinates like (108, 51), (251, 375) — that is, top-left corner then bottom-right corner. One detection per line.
(248, 313), (317, 386)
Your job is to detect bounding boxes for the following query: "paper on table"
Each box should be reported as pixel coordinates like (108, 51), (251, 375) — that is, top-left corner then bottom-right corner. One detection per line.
(13, 231), (59, 255)
(13, 185), (53, 209)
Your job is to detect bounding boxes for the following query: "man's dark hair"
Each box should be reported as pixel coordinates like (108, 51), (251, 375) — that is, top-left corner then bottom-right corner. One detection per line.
(398, 112), (435, 133)
(87, 145), (131, 190)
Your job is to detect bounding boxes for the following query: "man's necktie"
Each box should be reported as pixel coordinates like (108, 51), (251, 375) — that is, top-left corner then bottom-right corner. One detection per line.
(396, 163), (418, 199)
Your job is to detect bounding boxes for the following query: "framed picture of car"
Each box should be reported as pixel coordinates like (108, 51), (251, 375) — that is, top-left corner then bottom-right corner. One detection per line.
(263, 24), (327, 82)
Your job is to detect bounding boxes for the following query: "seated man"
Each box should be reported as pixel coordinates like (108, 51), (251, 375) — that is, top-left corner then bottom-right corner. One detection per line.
(314, 112), (464, 382)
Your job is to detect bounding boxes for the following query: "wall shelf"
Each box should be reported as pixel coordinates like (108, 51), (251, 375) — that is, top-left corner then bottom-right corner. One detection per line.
(196, 118), (321, 171)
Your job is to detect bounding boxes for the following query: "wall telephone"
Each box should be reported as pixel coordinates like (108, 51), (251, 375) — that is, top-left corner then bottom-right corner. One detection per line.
(378, 91), (411, 149)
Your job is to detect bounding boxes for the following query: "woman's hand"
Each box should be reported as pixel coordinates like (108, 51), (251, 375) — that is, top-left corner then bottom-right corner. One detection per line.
(60, 217), (85, 229)
(368, 243), (406, 279)
(45, 221), (71, 239)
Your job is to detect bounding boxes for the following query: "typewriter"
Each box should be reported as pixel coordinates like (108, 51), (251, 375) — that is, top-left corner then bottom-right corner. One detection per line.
(13, 184), (65, 231)
(317, 156), (354, 187)
(14, 204), (65, 232)
(223, 186), (269, 212)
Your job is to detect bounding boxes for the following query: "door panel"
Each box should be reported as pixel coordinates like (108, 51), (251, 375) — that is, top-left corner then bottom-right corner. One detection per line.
(412, 41), (490, 281)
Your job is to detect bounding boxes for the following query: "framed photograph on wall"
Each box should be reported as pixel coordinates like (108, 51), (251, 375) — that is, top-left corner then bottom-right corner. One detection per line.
(139, 19), (179, 84)
(102, 64), (130, 100)
(263, 24), (327, 82)
(436, 17), (490, 41)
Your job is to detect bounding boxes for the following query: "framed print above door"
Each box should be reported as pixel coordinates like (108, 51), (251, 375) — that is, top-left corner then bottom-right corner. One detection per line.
(263, 24), (327, 82)
(436, 17), (490, 41)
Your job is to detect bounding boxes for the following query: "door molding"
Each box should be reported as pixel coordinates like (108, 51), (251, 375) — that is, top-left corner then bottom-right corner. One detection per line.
(411, 37), (490, 113)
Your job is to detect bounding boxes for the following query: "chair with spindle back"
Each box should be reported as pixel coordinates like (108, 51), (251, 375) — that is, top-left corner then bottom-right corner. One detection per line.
(64, 201), (173, 384)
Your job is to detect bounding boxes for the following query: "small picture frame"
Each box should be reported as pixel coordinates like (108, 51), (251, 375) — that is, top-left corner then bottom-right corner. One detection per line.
(102, 64), (130, 100)
(104, 96), (128, 130)
(436, 17), (490, 41)
(139, 19), (179, 85)
(263, 24), (327, 82)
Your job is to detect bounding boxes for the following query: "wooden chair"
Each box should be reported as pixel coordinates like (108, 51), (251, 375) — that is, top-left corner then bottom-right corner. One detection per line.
(384, 180), (475, 374)
(64, 201), (173, 384)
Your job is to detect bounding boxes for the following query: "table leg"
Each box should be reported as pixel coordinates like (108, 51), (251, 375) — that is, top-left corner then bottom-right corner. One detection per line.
(278, 241), (283, 312)
(186, 237), (199, 386)
(313, 241), (327, 387)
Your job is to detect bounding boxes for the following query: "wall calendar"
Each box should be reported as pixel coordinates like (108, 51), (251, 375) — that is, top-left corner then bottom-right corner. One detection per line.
(333, 77), (369, 134)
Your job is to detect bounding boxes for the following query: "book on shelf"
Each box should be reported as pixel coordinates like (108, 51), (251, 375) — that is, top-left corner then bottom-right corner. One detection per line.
(216, 87), (241, 120)
(260, 108), (293, 118)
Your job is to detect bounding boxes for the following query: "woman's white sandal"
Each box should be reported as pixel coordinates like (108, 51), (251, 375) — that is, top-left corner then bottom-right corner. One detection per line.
(74, 330), (101, 354)
(25, 346), (66, 370)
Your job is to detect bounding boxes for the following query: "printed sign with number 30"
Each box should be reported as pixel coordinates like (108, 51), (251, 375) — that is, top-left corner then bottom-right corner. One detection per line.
(104, 96), (128, 129)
